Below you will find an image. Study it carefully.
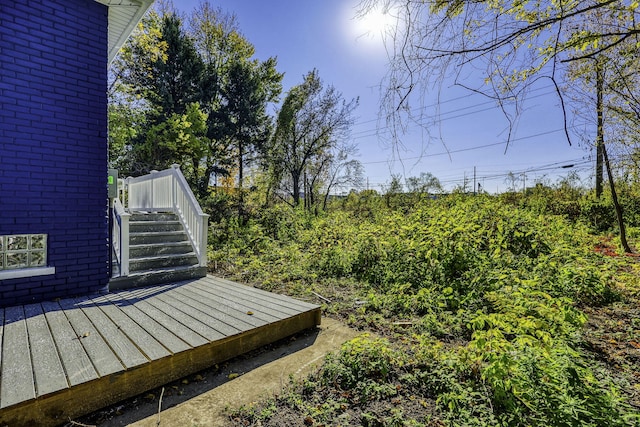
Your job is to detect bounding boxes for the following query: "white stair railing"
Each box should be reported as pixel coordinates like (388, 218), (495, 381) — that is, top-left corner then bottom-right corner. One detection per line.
(112, 198), (130, 276)
(124, 164), (209, 268)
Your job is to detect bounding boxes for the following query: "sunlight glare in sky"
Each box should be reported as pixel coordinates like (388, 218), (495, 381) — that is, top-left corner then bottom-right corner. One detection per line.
(345, 3), (395, 53)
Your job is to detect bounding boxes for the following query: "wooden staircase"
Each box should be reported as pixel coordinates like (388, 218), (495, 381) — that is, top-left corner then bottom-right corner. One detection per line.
(109, 212), (206, 290)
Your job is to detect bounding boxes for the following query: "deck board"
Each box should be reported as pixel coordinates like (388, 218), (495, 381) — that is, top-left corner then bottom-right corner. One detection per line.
(172, 286), (262, 330)
(140, 291), (226, 342)
(196, 283), (298, 318)
(24, 304), (68, 396)
(184, 286), (287, 326)
(175, 284), (271, 327)
(112, 289), (209, 348)
(204, 276), (318, 312)
(57, 298), (124, 377)
(0, 306), (35, 408)
(98, 293), (191, 354)
(196, 278), (304, 317)
(71, 298), (149, 369)
(41, 301), (100, 387)
(209, 276), (319, 310)
(89, 298), (171, 361)
(0, 275), (320, 426)
(154, 292), (243, 337)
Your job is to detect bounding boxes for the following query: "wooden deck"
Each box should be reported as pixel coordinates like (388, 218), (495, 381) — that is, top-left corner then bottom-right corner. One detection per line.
(0, 276), (321, 426)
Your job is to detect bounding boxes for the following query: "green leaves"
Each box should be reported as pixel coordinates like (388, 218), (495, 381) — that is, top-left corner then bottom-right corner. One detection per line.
(211, 193), (636, 425)
(111, 3), (283, 202)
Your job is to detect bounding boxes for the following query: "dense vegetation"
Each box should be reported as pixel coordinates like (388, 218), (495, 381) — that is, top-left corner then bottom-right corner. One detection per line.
(206, 190), (640, 426)
(107, 3), (640, 424)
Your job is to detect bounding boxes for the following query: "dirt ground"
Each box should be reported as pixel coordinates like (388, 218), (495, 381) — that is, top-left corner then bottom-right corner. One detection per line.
(68, 318), (360, 427)
(582, 295), (640, 409)
(587, 242), (640, 409)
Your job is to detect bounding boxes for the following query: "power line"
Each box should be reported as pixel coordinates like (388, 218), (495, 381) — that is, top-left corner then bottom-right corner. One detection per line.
(350, 87), (557, 139)
(360, 127), (576, 165)
(363, 156), (629, 191)
(350, 84), (556, 129)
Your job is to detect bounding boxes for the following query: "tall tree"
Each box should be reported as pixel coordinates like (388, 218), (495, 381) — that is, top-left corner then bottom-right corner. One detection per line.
(268, 70), (359, 207)
(383, 174), (404, 208)
(152, 14), (205, 118)
(111, 11), (206, 173)
(110, 2), (282, 203)
(115, 12), (204, 119)
(406, 172), (442, 195)
(321, 142), (364, 210)
(188, 2), (282, 202)
(219, 58), (282, 195)
(562, 7), (639, 251)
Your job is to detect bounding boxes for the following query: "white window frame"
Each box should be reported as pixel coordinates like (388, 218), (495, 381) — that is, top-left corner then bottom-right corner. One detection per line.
(0, 234), (55, 280)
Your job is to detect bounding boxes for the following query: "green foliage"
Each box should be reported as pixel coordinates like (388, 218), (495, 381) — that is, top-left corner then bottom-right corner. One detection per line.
(110, 3), (282, 204)
(322, 335), (399, 400)
(143, 102), (209, 183)
(215, 193), (638, 425)
(464, 286), (628, 426)
(341, 189), (385, 220)
(108, 102), (146, 171)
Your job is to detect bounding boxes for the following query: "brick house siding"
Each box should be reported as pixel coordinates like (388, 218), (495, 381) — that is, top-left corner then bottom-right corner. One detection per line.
(0, 0), (110, 306)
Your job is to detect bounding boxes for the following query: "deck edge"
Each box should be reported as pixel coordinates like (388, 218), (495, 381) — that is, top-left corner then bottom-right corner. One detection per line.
(0, 306), (321, 427)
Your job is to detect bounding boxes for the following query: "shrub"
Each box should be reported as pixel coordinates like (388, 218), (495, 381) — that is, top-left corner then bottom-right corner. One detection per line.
(321, 335), (400, 401)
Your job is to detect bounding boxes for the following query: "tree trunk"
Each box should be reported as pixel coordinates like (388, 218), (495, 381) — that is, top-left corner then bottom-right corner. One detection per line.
(595, 64), (604, 198)
(303, 170), (308, 210)
(602, 143), (632, 253)
(292, 172), (301, 206)
(237, 140), (245, 221)
(322, 186), (332, 211)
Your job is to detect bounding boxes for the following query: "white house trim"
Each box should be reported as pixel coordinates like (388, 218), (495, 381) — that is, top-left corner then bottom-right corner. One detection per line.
(94, 0), (155, 63)
(0, 267), (56, 281)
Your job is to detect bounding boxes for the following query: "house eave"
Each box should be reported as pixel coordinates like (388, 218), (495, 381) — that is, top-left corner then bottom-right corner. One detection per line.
(94, 0), (155, 63)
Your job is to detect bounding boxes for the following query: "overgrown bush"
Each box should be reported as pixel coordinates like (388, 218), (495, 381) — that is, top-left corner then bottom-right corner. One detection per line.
(215, 193), (638, 426)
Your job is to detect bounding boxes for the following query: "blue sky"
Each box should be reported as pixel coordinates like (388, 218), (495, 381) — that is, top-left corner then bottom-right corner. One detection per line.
(174, 0), (593, 193)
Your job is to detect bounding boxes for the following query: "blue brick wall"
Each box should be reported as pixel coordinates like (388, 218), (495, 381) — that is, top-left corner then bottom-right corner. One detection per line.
(0, 0), (109, 307)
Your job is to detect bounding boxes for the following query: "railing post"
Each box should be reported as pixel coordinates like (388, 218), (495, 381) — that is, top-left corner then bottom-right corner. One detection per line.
(172, 164), (179, 213)
(199, 213), (210, 267)
(125, 177), (133, 210)
(120, 211), (130, 276)
(150, 170), (158, 210)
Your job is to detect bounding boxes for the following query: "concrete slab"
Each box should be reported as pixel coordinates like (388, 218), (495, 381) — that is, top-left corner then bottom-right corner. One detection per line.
(127, 317), (360, 427)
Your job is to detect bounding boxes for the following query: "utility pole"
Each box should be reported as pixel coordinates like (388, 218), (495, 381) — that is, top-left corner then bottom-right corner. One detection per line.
(473, 166), (477, 195)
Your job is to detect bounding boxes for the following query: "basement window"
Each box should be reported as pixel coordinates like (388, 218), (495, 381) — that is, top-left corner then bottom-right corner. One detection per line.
(0, 234), (55, 280)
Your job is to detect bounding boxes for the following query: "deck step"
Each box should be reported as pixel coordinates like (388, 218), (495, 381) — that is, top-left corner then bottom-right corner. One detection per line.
(109, 266), (207, 290)
(111, 211), (205, 289)
(129, 220), (184, 233)
(129, 253), (199, 272)
(129, 242), (194, 257)
(129, 231), (188, 245)
(129, 212), (179, 222)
